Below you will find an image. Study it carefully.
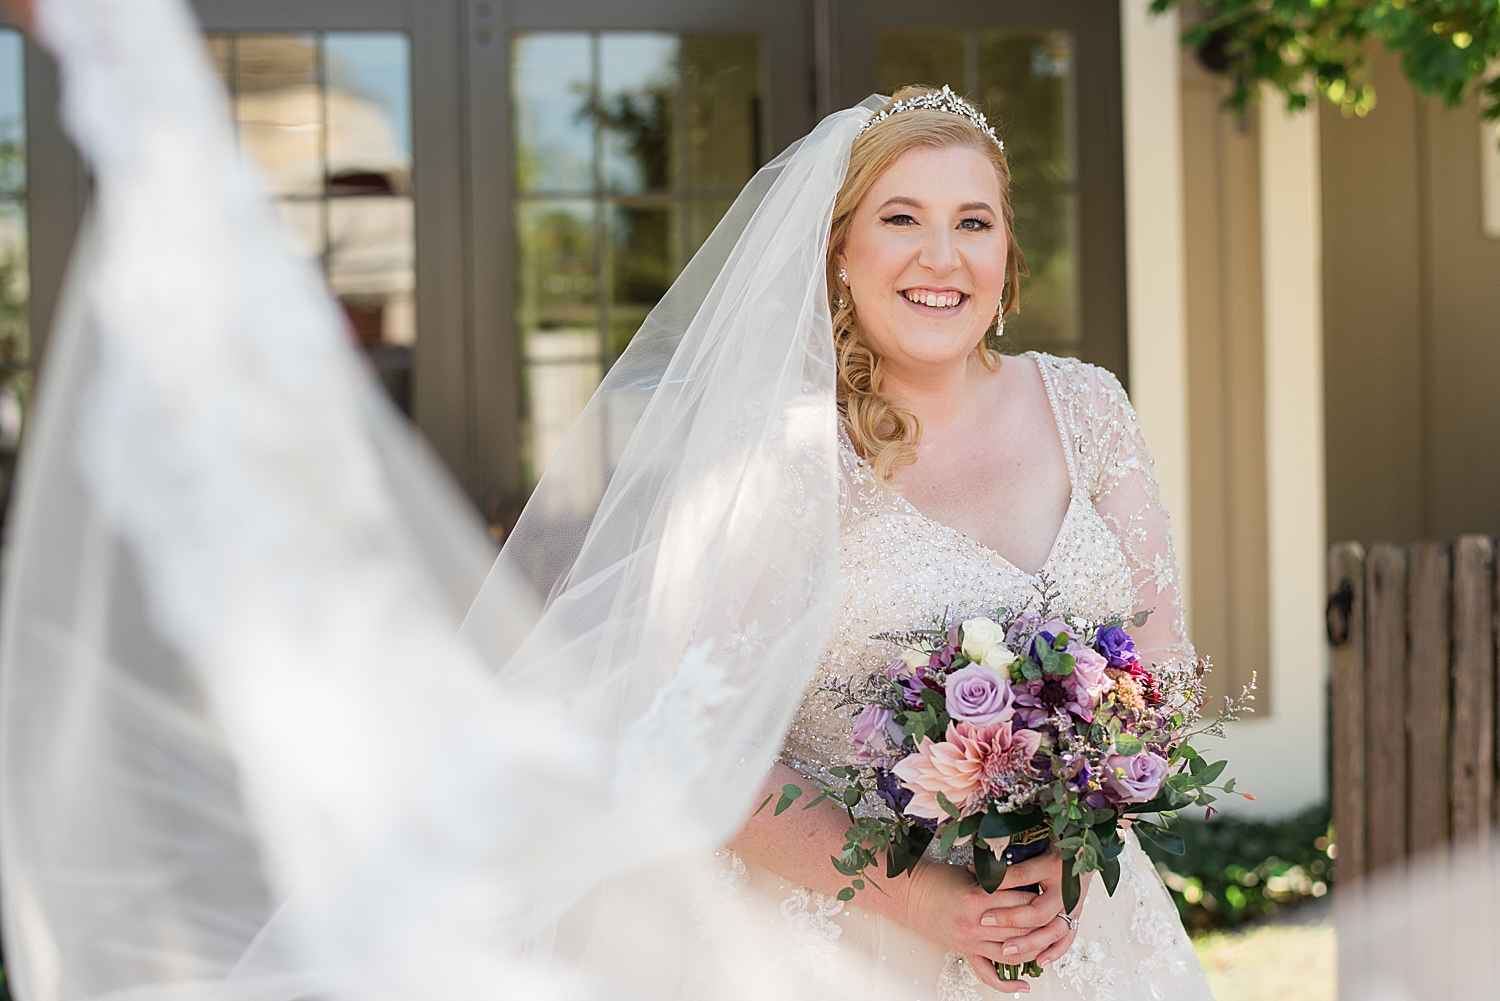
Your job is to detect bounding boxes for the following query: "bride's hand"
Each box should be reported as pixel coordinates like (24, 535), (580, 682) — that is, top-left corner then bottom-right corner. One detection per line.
(903, 861), (1048, 994)
(980, 845), (1092, 969)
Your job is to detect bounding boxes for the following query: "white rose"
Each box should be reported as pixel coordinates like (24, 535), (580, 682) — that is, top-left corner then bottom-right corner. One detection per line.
(901, 648), (931, 670)
(961, 617), (1017, 670)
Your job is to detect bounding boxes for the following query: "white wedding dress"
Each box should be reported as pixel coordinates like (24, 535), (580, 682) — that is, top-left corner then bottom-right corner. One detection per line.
(712, 353), (1214, 1000)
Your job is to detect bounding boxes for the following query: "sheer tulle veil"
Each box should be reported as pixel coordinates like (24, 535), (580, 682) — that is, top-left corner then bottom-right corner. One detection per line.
(0, 0), (886, 998)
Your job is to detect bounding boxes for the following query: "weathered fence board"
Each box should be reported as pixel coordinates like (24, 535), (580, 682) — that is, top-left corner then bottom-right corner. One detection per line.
(1364, 545), (1409, 871)
(1406, 542), (1451, 855)
(1450, 536), (1494, 840)
(1330, 536), (1500, 1001)
(1328, 542), (1366, 881)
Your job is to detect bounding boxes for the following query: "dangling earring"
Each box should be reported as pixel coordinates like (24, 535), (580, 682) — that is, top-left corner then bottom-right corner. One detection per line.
(837, 268), (848, 309)
(994, 286), (1006, 338)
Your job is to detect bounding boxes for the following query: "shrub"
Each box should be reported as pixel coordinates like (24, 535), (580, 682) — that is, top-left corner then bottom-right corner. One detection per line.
(1138, 802), (1334, 934)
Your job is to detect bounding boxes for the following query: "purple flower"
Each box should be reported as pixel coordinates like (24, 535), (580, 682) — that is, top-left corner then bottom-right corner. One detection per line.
(944, 665), (1015, 726)
(1014, 676), (1094, 724)
(1070, 646), (1110, 697)
(1103, 751), (1169, 803)
(1095, 625), (1137, 668)
(1066, 761), (1093, 793)
(850, 705), (903, 761)
(874, 768), (936, 831)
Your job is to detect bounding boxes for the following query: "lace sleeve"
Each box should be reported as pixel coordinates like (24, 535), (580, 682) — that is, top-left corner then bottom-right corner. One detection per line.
(1080, 366), (1195, 670)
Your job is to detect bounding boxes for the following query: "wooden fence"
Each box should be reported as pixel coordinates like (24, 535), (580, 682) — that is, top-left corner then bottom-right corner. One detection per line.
(1327, 536), (1497, 881)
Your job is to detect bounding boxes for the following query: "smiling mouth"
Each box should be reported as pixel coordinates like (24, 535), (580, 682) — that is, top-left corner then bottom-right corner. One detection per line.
(900, 289), (968, 310)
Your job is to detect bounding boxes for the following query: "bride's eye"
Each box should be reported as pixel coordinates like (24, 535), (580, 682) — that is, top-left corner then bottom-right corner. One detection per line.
(959, 216), (994, 231)
(879, 213), (917, 226)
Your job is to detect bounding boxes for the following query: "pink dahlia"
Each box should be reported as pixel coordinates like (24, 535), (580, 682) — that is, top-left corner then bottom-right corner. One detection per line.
(890, 722), (991, 822)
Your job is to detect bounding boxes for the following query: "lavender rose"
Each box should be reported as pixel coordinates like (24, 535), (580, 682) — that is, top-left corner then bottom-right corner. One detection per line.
(944, 664), (1015, 726)
(850, 704), (903, 758)
(1095, 625), (1138, 667)
(1104, 750), (1169, 803)
(1070, 645), (1111, 696)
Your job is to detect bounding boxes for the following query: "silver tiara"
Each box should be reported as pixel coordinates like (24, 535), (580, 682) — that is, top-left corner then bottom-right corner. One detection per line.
(856, 84), (1004, 151)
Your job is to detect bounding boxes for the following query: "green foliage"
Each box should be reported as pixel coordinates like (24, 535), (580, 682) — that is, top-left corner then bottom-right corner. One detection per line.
(1139, 802), (1335, 934)
(1150, 0), (1500, 124)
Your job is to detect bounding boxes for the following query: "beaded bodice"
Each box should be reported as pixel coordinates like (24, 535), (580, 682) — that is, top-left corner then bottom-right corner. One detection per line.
(781, 352), (1193, 789)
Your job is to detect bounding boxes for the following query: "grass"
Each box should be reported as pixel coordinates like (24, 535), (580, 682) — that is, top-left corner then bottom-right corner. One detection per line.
(1193, 914), (1335, 1001)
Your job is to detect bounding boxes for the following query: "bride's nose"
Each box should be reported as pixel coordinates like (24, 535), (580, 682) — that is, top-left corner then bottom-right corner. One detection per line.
(917, 227), (960, 276)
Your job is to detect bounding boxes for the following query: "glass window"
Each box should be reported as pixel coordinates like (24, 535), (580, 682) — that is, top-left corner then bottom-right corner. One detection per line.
(0, 29), (28, 504)
(878, 30), (1077, 356)
(207, 31), (416, 412)
(512, 31), (761, 488)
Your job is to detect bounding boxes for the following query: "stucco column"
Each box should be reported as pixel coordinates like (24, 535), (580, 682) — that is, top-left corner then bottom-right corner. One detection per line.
(1209, 92), (1328, 816)
(1120, 0), (1192, 613)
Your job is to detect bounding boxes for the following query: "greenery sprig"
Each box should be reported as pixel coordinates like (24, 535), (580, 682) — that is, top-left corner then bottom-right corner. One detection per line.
(1151, 0), (1500, 128)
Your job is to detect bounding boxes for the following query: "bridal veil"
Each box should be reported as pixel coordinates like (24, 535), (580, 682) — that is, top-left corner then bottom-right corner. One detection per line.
(0, 0), (888, 998)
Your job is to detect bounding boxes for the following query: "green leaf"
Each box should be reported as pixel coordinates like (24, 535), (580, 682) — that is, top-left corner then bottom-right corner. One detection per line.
(852, 879), (865, 890)
(936, 791), (962, 820)
(843, 787), (862, 807)
(1134, 821), (1186, 855)
(1131, 610), (1151, 627)
(837, 887), (856, 902)
(885, 825), (934, 879)
(974, 842), (1009, 893)
(1062, 855), (1082, 914)
(940, 819), (963, 856)
(1101, 854), (1121, 895)
(1223, 777), (1237, 794)
(803, 792), (828, 810)
(979, 807), (1043, 840)
(957, 813), (984, 838)
(753, 793), (774, 816)
(1113, 732), (1144, 756)
(1199, 759), (1229, 785)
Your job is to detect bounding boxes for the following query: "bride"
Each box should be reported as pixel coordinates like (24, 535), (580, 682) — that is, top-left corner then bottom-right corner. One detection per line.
(719, 87), (1212, 999)
(0, 3), (1211, 998)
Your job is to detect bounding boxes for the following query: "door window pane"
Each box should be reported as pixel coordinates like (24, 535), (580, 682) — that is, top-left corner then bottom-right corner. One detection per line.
(0, 29), (28, 513)
(207, 31), (417, 413)
(513, 33), (593, 195)
(878, 30), (1078, 355)
(512, 31), (762, 488)
(599, 33), (679, 194)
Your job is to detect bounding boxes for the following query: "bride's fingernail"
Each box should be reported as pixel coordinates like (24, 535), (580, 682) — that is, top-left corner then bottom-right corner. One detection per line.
(1002, 945), (1019, 956)
(981, 915), (997, 927)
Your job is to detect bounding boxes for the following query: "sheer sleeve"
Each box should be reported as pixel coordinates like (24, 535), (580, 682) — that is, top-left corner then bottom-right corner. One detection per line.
(1072, 363), (1195, 670)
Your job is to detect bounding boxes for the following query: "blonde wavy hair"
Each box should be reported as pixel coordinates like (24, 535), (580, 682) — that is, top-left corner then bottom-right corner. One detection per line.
(831, 86), (1026, 479)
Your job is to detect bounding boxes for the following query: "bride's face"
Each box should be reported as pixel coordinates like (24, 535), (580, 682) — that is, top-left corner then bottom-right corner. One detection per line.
(838, 144), (1008, 379)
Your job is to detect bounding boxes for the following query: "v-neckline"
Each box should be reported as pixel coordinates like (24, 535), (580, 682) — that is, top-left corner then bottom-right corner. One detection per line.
(864, 351), (1079, 579)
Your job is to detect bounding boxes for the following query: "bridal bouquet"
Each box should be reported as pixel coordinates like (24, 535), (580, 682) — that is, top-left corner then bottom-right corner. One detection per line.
(764, 580), (1252, 981)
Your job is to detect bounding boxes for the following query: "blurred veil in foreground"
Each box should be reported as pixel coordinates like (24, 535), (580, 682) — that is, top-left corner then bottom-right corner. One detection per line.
(1338, 834), (1500, 1000)
(0, 0), (884, 998)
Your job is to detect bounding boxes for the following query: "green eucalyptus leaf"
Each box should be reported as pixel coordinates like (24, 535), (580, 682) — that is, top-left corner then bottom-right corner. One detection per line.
(1101, 854), (1121, 895)
(1134, 821), (1186, 855)
(974, 842), (1009, 893)
(979, 806), (1042, 840)
(1062, 856), (1082, 914)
